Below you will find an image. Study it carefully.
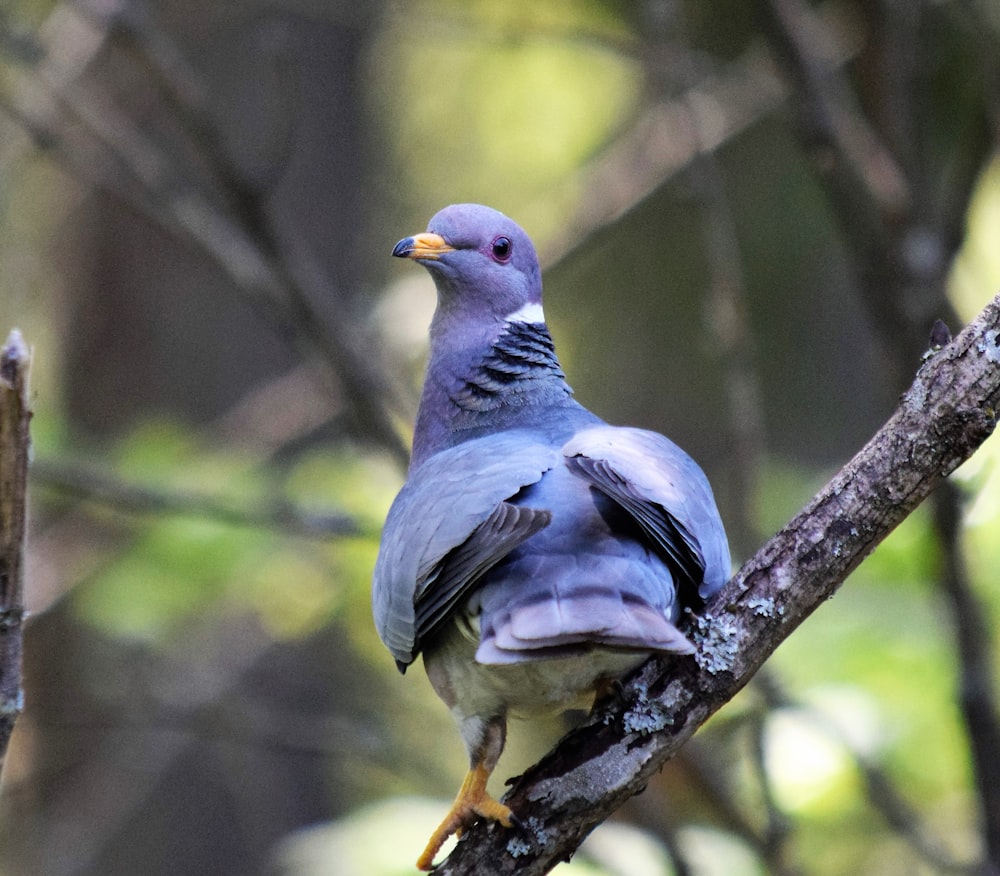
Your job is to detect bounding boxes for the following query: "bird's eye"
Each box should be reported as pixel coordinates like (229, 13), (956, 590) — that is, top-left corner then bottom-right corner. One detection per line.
(491, 236), (512, 262)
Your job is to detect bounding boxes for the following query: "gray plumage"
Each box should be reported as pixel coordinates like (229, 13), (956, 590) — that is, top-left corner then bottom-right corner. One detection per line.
(372, 203), (730, 869)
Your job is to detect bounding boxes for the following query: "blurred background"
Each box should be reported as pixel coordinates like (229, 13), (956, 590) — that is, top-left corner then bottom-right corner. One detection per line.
(1, 1), (999, 874)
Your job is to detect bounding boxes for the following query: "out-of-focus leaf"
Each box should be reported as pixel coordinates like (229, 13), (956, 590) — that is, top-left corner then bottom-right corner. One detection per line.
(374, 0), (640, 235)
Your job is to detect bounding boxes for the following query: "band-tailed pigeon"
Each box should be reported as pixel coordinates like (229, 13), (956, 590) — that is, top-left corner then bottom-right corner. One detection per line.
(373, 204), (730, 869)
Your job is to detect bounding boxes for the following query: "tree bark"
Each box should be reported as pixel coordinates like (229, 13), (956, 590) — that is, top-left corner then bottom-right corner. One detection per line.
(0, 329), (31, 774)
(435, 291), (1000, 875)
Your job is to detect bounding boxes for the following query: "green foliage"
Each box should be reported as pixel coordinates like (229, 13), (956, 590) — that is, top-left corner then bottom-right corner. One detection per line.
(764, 506), (979, 869)
(372, 0), (640, 236)
(73, 515), (260, 641)
(70, 421), (398, 644)
(952, 156), (1000, 319)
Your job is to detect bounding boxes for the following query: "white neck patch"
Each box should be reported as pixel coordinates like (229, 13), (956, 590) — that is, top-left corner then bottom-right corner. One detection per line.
(505, 302), (545, 325)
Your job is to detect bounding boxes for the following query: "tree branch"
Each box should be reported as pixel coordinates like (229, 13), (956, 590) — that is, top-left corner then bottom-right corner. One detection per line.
(435, 293), (1000, 874)
(30, 458), (368, 539)
(0, 329), (31, 774)
(932, 484), (1000, 869)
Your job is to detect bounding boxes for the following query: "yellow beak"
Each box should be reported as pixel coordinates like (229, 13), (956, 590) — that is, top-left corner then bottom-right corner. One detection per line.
(392, 232), (456, 261)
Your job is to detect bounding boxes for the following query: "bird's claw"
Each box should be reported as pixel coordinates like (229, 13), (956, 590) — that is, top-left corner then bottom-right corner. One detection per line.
(416, 764), (515, 870)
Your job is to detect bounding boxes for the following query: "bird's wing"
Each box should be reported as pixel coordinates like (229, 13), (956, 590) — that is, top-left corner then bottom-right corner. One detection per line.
(562, 425), (730, 606)
(373, 433), (558, 669)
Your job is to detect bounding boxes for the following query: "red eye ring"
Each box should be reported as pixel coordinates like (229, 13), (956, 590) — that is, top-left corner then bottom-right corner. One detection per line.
(491, 236), (512, 262)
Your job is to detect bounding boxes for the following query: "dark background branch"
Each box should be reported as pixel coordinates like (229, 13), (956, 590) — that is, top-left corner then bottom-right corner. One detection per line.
(758, 2), (1000, 866)
(933, 485), (1000, 873)
(30, 458), (368, 540)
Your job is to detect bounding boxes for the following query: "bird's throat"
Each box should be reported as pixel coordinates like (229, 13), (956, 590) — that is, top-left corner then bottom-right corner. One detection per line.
(411, 321), (574, 466)
(452, 322), (569, 412)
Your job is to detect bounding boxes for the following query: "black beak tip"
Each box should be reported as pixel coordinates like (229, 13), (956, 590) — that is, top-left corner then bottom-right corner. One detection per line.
(392, 237), (413, 258)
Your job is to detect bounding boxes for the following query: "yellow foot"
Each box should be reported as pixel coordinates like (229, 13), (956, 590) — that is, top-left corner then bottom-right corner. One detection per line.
(416, 762), (515, 871)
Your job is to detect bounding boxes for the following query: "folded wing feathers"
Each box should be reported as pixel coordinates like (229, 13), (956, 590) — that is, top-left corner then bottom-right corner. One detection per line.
(563, 435), (709, 598)
(372, 434), (558, 666)
(414, 502), (551, 642)
(375, 425), (728, 670)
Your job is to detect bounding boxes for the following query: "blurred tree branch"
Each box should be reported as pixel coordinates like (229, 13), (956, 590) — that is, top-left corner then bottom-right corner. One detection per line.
(539, 43), (789, 268)
(31, 458), (369, 539)
(435, 292), (1000, 875)
(539, 2), (865, 270)
(750, 671), (973, 875)
(932, 473), (1000, 873)
(0, 329), (31, 774)
(0, 3), (409, 463)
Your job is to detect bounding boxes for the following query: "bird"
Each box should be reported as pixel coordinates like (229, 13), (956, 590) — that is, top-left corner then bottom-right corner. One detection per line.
(372, 203), (730, 870)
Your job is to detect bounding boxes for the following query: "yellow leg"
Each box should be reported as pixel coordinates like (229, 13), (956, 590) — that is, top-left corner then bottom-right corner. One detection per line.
(416, 761), (514, 870)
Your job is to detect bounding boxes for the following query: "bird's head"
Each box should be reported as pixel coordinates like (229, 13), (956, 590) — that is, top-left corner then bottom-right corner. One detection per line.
(393, 204), (544, 327)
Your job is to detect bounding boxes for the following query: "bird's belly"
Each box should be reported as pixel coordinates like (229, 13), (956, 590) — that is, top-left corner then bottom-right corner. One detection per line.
(424, 618), (648, 719)
(486, 649), (648, 718)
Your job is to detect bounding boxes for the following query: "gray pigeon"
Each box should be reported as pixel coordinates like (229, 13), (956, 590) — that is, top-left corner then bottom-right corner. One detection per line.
(373, 203), (730, 869)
